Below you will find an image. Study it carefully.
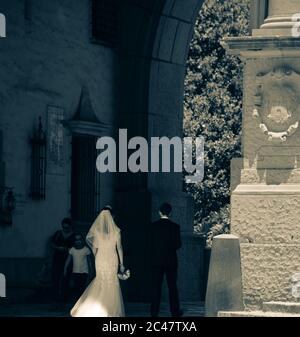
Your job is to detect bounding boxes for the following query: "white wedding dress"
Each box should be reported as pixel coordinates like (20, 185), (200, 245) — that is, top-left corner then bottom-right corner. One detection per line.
(70, 211), (125, 317)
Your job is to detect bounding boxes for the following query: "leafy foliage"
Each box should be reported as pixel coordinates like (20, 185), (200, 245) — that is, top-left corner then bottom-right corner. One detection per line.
(183, 0), (250, 245)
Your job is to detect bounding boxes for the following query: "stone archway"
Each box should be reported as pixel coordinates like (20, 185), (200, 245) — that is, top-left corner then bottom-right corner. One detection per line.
(147, 0), (204, 234)
(116, 0), (261, 303)
(145, 0), (206, 303)
(116, 0), (205, 302)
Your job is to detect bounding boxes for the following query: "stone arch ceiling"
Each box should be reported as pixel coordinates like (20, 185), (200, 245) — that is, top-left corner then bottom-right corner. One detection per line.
(117, 0), (205, 192)
(118, 0), (204, 118)
(120, 0), (204, 61)
(152, 0), (205, 66)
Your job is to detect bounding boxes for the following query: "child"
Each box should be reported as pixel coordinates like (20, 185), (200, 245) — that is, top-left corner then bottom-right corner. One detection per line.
(64, 233), (93, 301)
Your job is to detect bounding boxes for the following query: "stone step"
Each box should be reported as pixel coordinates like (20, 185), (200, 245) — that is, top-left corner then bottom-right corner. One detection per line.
(218, 310), (300, 317)
(262, 301), (300, 314)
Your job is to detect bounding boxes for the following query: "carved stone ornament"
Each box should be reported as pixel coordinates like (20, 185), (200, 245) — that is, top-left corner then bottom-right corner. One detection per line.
(253, 66), (300, 143)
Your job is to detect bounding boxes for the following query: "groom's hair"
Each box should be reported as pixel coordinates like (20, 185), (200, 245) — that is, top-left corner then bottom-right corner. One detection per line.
(159, 202), (172, 216)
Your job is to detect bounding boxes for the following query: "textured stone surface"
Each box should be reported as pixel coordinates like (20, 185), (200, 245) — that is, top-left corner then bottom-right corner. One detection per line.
(240, 244), (300, 309)
(231, 193), (300, 244)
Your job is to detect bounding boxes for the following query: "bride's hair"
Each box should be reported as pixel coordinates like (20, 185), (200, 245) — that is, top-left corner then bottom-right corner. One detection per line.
(102, 205), (114, 215)
(86, 209), (120, 252)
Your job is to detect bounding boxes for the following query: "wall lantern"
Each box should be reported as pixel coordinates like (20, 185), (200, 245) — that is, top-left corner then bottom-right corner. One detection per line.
(30, 116), (46, 200)
(0, 187), (16, 226)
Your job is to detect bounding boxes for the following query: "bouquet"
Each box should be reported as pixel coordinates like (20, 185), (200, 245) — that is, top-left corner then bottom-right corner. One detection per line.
(118, 269), (130, 281)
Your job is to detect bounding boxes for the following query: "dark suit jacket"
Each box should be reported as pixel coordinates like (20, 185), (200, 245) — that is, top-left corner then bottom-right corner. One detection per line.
(149, 218), (182, 268)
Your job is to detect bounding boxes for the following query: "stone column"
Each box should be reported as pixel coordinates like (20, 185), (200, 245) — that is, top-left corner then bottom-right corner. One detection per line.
(254, 0), (300, 36)
(223, 1), (300, 309)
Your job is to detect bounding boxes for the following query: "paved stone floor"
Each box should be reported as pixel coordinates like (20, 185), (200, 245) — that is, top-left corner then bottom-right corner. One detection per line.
(0, 302), (205, 317)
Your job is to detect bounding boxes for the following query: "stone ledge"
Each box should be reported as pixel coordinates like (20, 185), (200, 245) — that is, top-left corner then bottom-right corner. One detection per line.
(218, 310), (300, 317)
(222, 36), (300, 58)
(223, 36), (300, 51)
(233, 184), (300, 195)
(263, 301), (300, 314)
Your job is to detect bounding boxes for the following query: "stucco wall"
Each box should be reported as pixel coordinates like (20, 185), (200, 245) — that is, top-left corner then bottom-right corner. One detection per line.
(0, 0), (116, 258)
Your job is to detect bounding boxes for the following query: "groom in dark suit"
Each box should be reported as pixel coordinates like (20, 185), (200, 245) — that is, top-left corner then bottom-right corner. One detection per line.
(149, 202), (182, 317)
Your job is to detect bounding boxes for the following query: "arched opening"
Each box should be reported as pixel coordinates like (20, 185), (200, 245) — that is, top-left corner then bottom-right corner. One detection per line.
(117, 0), (205, 302)
(117, 0), (252, 303)
(1, 0), (297, 316)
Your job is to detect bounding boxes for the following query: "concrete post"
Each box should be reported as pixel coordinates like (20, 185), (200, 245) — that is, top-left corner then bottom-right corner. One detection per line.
(205, 235), (244, 317)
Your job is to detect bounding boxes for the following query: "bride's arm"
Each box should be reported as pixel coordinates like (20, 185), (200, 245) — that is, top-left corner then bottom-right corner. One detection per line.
(116, 233), (125, 272)
(86, 237), (98, 256)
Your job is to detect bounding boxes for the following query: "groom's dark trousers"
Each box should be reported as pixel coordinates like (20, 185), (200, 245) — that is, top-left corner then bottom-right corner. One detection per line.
(149, 218), (182, 317)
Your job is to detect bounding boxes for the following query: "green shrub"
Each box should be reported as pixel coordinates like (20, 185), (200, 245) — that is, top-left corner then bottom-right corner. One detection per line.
(184, 0), (250, 244)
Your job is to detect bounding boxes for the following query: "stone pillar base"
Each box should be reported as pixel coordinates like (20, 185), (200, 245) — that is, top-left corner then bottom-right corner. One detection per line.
(240, 243), (300, 310)
(224, 0), (300, 313)
(231, 184), (300, 308)
(231, 184), (300, 243)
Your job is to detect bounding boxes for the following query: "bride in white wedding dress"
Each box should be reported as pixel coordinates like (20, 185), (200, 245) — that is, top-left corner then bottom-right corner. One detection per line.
(70, 209), (125, 317)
